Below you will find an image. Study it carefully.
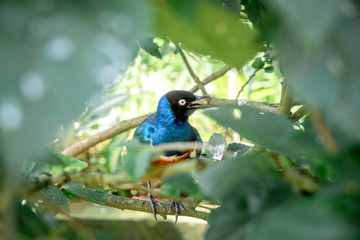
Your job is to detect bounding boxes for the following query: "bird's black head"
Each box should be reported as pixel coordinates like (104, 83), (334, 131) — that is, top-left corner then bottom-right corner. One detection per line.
(165, 90), (210, 122)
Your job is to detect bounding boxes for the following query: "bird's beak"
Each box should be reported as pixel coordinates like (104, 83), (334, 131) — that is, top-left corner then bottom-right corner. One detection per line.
(188, 95), (211, 109)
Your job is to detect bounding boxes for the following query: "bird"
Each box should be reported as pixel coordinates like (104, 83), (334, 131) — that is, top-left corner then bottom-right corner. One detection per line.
(133, 90), (210, 222)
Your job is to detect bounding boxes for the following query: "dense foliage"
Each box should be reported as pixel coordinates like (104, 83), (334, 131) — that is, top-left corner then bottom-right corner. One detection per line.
(1, 0), (360, 239)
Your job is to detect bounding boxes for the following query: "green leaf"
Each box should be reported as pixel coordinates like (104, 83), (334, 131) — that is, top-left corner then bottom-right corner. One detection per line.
(252, 57), (265, 69)
(161, 183), (181, 197)
(264, 65), (274, 73)
(205, 174), (292, 240)
(101, 132), (129, 173)
(164, 172), (203, 199)
(57, 154), (88, 173)
(15, 201), (51, 238)
(249, 198), (355, 240)
(227, 142), (251, 156)
(138, 37), (162, 59)
(154, 2), (258, 68)
(123, 140), (155, 180)
(205, 106), (322, 159)
(41, 185), (70, 216)
(243, 0), (267, 28)
(62, 180), (111, 205)
(269, 0), (360, 142)
(196, 154), (276, 200)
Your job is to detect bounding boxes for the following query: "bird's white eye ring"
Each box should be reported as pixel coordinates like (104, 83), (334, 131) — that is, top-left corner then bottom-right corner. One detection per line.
(178, 99), (187, 106)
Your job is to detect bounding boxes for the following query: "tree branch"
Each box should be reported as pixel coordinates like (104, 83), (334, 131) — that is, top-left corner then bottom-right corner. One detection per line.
(277, 79), (294, 116)
(28, 172), (209, 222)
(310, 109), (339, 155)
(291, 106), (307, 122)
(61, 114), (150, 157)
(190, 66), (232, 93)
(176, 44), (208, 96)
(104, 192), (209, 221)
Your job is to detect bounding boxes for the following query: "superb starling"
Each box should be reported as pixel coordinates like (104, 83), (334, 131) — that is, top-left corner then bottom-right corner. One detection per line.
(133, 90), (210, 222)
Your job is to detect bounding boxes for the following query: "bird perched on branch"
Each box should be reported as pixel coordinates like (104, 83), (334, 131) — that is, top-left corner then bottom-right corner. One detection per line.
(133, 90), (210, 222)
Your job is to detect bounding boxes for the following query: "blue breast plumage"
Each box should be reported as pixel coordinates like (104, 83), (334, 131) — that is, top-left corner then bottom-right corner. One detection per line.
(134, 91), (208, 157)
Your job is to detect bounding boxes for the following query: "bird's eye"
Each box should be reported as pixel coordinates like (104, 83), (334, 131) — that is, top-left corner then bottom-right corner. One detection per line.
(178, 99), (187, 106)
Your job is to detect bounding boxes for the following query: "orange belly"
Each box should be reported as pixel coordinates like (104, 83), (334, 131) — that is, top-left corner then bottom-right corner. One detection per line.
(151, 149), (195, 166)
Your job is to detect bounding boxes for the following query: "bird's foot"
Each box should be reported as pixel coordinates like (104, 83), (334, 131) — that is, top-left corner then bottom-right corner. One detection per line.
(148, 194), (166, 220)
(147, 181), (165, 221)
(169, 200), (186, 223)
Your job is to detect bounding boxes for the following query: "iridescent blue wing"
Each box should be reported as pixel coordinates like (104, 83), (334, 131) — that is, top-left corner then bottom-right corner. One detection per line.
(134, 114), (156, 143)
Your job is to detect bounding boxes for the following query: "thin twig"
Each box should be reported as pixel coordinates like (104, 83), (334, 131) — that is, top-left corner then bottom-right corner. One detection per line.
(176, 44), (208, 96)
(190, 66), (232, 93)
(235, 69), (258, 100)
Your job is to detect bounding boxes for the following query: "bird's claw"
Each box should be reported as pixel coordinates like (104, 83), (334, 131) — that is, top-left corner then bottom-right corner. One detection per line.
(148, 193), (166, 221)
(169, 200), (186, 223)
(147, 181), (165, 221)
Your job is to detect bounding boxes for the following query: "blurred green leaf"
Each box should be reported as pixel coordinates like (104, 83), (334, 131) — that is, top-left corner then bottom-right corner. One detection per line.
(205, 106), (322, 159)
(154, 2), (258, 68)
(197, 154), (276, 200)
(123, 140), (154, 180)
(138, 37), (162, 59)
(0, 0), (150, 185)
(264, 65), (274, 73)
(249, 198), (355, 240)
(161, 183), (181, 197)
(62, 180), (111, 205)
(15, 201), (51, 238)
(164, 172), (203, 199)
(205, 174), (292, 240)
(211, 0), (242, 13)
(56, 154), (88, 174)
(269, 0), (360, 142)
(101, 132), (129, 173)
